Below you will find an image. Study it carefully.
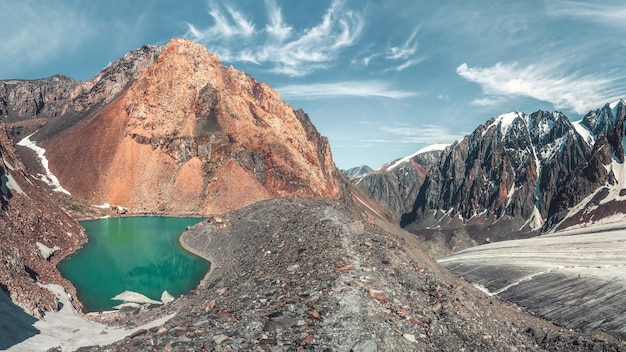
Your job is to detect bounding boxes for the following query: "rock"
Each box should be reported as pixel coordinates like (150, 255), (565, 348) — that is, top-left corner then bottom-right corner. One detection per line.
(351, 339), (378, 352)
(403, 334), (416, 343)
(352, 149), (442, 221)
(299, 333), (313, 346)
(213, 334), (230, 345)
(128, 329), (147, 339)
(39, 38), (341, 216)
(308, 311), (320, 319)
(368, 288), (387, 302)
(338, 264), (355, 272)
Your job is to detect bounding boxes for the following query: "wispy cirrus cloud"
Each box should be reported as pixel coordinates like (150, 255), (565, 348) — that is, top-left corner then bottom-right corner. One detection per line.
(265, 0), (292, 41)
(186, 0), (364, 76)
(385, 28), (425, 71)
(366, 124), (467, 144)
(547, 1), (626, 29)
(456, 62), (625, 114)
(186, 3), (254, 39)
(275, 81), (418, 100)
(387, 28), (419, 60)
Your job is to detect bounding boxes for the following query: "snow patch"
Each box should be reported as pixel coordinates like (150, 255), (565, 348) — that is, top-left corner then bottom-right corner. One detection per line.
(16, 132), (71, 195)
(384, 143), (448, 171)
(3, 157), (14, 171)
(484, 112), (525, 137)
(94, 203), (111, 209)
(4, 173), (25, 196)
(572, 119), (594, 147)
(492, 268), (561, 296)
(111, 290), (162, 305)
(520, 206), (543, 231)
(472, 283), (496, 296)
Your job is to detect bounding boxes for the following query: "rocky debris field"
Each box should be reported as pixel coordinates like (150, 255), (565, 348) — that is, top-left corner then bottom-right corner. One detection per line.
(77, 197), (625, 351)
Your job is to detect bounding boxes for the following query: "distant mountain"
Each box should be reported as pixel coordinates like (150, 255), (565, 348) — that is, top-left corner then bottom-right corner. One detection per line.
(402, 101), (626, 243)
(342, 164), (373, 179)
(351, 145), (445, 221)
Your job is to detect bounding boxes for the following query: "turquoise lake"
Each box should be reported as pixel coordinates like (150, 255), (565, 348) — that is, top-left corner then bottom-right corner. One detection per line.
(57, 216), (209, 312)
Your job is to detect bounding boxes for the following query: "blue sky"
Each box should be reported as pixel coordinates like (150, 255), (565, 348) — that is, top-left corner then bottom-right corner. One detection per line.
(2, 1), (626, 169)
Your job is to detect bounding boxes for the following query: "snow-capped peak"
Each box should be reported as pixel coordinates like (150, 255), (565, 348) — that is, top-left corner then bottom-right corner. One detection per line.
(609, 99), (625, 110)
(484, 111), (526, 137)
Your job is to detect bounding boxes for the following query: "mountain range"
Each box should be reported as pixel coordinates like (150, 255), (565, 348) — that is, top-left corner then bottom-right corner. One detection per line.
(351, 102), (626, 247)
(1, 38), (625, 350)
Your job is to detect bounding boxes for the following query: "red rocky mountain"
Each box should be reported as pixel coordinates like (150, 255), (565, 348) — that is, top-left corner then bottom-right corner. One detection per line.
(7, 38), (340, 215)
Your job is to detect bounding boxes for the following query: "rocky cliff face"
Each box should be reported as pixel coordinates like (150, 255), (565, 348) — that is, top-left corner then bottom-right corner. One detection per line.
(0, 75), (78, 122)
(27, 39), (340, 214)
(0, 121), (85, 317)
(352, 149), (442, 221)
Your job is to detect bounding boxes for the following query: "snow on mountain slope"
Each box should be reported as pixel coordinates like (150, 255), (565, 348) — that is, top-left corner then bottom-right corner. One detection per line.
(382, 143), (448, 172)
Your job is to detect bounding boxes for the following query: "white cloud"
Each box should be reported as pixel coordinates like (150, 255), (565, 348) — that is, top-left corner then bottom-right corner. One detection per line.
(387, 28), (419, 60)
(276, 81), (418, 100)
(186, 0), (364, 77)
(384, 28), (424, 71)
(265, 0), (292, 41)
(369, 124), (467, 144)
(187, 3), (255, 40)
(456, 62), (625, 114)
(547, 1), (626, 29)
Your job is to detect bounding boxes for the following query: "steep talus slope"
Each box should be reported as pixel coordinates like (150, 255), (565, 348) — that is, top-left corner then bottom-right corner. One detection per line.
(79, 196), (623, 351)
(39, 38), (339, 214)
(0, 121), (85, 317)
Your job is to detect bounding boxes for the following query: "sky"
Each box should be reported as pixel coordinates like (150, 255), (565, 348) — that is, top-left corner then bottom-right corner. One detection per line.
(2, 1), (626, 169)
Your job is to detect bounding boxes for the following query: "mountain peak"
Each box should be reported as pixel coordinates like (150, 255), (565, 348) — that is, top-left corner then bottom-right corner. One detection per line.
(18, 39), (340, 215)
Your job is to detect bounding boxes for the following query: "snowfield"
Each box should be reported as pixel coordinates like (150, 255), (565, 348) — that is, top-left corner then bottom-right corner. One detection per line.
(439, 222), (626, 332)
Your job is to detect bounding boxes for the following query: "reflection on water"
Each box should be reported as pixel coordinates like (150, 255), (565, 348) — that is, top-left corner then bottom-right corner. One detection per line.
(58, 217), (209, 312)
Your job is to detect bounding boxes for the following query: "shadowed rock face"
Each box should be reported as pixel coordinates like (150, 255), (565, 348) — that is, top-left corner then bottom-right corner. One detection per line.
(25, 38), (340, 214)
(352, 150), (442, 222)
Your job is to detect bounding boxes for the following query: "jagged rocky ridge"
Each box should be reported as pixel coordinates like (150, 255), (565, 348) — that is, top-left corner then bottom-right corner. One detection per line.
(399, 101), (626, 242)
(352, 102), (626, 244)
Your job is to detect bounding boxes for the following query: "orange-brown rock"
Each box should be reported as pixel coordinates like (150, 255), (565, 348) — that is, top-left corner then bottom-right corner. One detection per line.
(43, 38), (341, 214)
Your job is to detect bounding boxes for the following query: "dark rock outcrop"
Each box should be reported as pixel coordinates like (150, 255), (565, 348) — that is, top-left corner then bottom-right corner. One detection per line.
(404, 111), (591, 241)
(353, 149), (442, 221)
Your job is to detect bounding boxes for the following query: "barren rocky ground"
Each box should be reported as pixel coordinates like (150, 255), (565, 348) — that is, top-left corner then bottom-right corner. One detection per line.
(76, 195), (625, 351)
